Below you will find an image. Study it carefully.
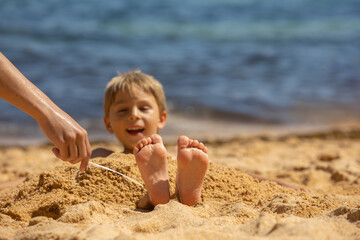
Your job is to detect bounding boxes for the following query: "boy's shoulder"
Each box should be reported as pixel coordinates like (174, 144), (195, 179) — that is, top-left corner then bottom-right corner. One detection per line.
(91, 148), (114, 158)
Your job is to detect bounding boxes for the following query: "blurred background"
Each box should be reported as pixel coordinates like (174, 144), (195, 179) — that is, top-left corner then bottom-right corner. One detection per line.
(0, 0), (359, 145)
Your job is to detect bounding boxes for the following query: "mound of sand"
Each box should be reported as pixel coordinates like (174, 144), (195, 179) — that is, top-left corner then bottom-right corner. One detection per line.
(1, 129), (360, 239)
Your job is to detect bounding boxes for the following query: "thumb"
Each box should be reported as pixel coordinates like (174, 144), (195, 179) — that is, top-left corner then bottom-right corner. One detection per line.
(52, 147), (62, 159)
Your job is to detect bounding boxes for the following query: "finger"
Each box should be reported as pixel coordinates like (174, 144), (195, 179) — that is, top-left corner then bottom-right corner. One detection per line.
(79, 157), (89, 172)
(85, 134), (92, 159)
(77, 136), (90, 172)
(77, 136), (88, 159)
(69, 149), (80, 165)
(69, 140), (79, 163)
(78, 129), (91, 159)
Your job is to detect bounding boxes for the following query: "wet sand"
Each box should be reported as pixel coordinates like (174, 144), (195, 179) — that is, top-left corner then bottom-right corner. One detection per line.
(1, 126), (360, 239)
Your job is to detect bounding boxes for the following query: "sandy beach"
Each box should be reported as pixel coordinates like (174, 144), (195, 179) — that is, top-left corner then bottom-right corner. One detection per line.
(1, 125), (360, 240)
(1, 0), (359, 239)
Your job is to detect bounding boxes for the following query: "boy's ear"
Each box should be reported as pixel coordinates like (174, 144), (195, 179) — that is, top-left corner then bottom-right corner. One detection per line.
(157, 111), (167, 130)
(104, 117), (114, 134)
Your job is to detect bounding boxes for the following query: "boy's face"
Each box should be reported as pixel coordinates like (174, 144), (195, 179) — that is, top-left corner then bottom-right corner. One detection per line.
(104, 87), (167, 153)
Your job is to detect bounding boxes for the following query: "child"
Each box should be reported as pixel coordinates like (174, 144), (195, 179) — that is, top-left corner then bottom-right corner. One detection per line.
(92, 70), (209, 208)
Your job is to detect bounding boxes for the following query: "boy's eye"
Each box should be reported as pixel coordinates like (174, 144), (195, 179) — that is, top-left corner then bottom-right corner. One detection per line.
(118, 108), (128, 113)
(140, 106), (150, 111)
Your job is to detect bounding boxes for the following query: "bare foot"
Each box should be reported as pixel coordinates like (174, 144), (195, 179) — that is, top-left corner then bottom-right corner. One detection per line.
(176, 136), (209, 206)
(133, 134), (170, 206)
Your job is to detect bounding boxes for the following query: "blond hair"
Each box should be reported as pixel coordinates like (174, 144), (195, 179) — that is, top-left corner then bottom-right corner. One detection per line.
(104, 70), (166, 118)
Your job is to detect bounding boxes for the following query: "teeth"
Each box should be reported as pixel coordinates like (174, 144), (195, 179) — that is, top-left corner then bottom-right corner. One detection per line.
(127, 127), (144, 131)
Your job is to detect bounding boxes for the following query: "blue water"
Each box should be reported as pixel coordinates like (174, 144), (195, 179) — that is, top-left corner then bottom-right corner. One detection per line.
(0, 0), (360, 141)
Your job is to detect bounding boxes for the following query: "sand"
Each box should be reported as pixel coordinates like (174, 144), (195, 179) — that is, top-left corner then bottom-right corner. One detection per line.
(1, 127), (360, 239)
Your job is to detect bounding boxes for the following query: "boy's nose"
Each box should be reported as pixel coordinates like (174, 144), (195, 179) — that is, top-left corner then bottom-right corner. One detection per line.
(128, 108), (140, 121)
(128, 115), (140, 121)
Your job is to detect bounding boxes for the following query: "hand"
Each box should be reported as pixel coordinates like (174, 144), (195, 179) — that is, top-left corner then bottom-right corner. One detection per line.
(36, 108), (91, 172)
(0, 52), (91, 171)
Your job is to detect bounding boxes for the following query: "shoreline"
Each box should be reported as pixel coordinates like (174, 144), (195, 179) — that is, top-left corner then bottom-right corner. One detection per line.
(0, 114), (359, 147)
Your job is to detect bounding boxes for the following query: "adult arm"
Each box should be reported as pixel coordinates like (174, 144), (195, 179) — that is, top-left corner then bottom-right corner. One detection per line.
(0, 52), (91, 171)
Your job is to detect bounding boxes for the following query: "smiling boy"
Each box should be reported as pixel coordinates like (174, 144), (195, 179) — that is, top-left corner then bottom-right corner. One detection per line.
(93, 70), (209, 208)
(104, 77), (167, 153)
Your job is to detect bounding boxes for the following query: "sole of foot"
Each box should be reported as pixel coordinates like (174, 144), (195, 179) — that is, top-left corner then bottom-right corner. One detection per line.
(133, 134), (170, 206)
(176, 136), (209, 206)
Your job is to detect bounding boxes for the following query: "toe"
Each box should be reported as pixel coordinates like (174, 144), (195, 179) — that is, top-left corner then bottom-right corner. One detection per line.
(198, 142), (205, 150)
(177, 135), (189, 149)
(133, 146), (140, 155)
(137, 141), (144, 149)
(141, 138), (148, 146)
(151, 134), (163, 144)
(204, 146), (208, 154)
(192, 140), (199, 148)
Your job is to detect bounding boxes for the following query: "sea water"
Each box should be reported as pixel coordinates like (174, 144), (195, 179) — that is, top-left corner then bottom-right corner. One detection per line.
(0, 0), (359, 143)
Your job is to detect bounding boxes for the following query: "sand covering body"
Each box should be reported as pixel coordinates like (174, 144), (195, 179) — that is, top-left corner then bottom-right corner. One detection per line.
(1, 130), (360, 239)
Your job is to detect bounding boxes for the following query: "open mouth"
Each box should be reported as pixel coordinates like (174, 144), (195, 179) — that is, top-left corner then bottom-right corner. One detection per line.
(126, 127), (144, 136)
